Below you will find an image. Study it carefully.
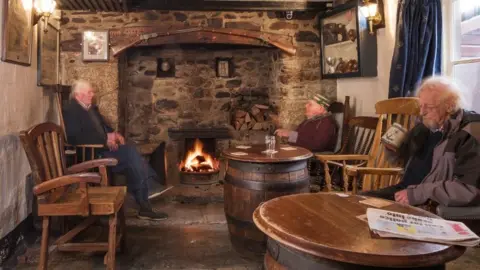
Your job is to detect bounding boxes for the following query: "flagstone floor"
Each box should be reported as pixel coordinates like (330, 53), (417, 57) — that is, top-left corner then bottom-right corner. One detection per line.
(5, 200), (480, 270)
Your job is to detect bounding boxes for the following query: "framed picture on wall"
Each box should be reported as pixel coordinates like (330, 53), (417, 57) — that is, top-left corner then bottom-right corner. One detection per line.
(37, 22), (60, 86)
(216, 58), (233, 78)
(82, 30), (109, 62)
(1, 0), (33, 66)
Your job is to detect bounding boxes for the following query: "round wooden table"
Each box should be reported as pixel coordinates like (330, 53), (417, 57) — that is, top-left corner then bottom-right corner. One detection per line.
(253, 193), (466, 269)
(222, 144), (313, 258)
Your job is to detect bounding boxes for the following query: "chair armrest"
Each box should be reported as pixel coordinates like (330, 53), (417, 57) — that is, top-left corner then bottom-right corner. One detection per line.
(436, 205), (480, 220)
(66, 158), (118, 174)
(344, 166), (404, 177)
(316, 154), (369, 162)
(65, 143), (105, 148)
(33, 173), (101, 195)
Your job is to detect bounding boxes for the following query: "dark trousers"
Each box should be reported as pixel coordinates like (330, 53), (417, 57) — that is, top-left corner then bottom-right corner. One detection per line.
(101, 144), (157, 206)
(359, 183), (407, 201)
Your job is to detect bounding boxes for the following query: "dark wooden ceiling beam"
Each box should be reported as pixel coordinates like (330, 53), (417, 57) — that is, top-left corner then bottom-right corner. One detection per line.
(112, 0), (122, 11)
(86, 0), (101, 10)
(77, 0), (91, 10)
(65, 0), (82, 10)
(121, 0), (128, 12)
(57, 0), (74, 9)
(96, 0), (109, 11)
(104, 0), (116, 11)
(129, 0), (333, 11)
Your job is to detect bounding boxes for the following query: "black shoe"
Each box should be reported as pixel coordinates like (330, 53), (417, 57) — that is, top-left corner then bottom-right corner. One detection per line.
(137, 209), (168, 221)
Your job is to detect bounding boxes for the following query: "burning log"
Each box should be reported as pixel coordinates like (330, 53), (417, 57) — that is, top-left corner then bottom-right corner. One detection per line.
(179, 139), (219, 173)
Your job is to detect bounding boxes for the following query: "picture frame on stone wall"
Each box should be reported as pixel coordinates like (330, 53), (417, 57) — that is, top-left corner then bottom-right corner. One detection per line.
(0, 0), (33, 66)
(216, 58), (233, 78)
(81, 30), (109, 62)
(37, 22), (59, 86)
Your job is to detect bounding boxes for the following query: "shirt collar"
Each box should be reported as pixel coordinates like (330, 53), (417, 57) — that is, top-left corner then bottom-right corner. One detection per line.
(76, 99), (92, 110)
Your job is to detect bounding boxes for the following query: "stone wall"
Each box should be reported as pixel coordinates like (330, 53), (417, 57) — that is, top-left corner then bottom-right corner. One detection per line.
(60, 10), (337, 138)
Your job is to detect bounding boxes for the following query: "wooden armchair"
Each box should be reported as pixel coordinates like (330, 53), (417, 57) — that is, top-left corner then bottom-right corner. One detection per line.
(20, 122), (126, 270)
(317, 98), (421, 194)
(316, 116), (378, 192)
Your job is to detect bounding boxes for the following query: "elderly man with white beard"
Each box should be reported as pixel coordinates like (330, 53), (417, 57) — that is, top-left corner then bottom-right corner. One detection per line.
(361, 76), (480, 208)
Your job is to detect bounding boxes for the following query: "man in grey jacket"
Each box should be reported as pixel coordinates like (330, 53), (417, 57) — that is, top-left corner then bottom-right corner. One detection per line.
(363, 76), (480, 207)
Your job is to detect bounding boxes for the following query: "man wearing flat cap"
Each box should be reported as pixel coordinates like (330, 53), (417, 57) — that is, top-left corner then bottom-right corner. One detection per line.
(274, 94), (337, 152)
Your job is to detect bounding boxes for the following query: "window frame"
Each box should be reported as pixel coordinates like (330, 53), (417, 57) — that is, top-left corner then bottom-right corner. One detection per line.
(443, 0), (480, 76)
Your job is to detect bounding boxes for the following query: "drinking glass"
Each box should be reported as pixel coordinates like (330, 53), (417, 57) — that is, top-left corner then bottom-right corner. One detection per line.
(265, 135), (276, 153)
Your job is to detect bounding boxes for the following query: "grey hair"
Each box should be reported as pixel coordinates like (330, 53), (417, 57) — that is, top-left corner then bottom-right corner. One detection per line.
(70, 79), (92, 100)
(416, 76), (465, 114)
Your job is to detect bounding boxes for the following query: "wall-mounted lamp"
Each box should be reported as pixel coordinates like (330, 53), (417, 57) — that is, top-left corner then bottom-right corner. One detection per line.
(360, 0), (383, 35)
(32, 0), (57, 32)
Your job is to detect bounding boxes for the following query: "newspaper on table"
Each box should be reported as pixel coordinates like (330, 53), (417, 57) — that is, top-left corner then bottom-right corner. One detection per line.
(366, 208), (480, 247)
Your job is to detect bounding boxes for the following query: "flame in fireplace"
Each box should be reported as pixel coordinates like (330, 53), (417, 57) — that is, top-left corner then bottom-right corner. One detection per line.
(179, 139), (219, 172)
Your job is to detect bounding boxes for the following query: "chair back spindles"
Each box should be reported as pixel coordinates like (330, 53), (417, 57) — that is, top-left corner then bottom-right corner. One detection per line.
(361, 98), (421, 191)
(20, 122), (69, 203)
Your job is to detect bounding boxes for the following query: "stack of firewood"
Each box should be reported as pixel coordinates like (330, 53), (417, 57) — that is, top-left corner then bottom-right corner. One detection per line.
(232, 104), (277, 131)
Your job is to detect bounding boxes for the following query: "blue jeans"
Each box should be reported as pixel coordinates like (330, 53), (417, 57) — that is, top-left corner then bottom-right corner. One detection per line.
(101, 144), (157, 193)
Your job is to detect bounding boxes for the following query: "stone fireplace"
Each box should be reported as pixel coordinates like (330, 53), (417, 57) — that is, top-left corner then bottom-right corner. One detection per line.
(60, 10), (337, 199)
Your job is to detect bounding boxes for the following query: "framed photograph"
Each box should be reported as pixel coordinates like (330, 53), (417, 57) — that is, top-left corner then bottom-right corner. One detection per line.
(37, 22), (59, 86)
(216, 58), (233, 78)
(1, 0), (33, 66)
(82, 30), (109, 62)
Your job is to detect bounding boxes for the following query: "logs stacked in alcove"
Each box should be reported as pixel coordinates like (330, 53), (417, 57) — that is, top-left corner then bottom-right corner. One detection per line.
(233, 104), (277, 131)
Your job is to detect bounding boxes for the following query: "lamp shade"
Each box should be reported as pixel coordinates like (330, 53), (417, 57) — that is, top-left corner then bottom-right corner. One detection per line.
(360, 3), (378, 18)
(34, 0), (56, 14)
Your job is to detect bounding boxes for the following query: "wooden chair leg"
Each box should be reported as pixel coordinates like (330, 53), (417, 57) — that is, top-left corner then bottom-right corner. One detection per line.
(39, 217), (50, 270)
(342, 166), (349, 193)
(323, 162), (332, 192)
(119, 206), (126, 253)
(106, 213), (118, 270)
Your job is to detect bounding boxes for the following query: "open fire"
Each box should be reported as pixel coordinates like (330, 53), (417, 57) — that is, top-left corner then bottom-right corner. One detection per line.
(179, 138), (219, 173)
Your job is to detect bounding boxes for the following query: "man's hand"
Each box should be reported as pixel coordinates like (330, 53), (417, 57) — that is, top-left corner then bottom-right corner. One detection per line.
(394, 189), (410, 204)
(115, 132), (125, 145)
(107, 140), (119, 151)
(274, 128), (291, 137)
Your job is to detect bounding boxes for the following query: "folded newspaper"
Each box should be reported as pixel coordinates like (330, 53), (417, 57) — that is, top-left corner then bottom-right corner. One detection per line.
(366, 208), (480, 247)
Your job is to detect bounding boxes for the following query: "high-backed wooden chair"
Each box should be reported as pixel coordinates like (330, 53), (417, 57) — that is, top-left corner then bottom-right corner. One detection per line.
(317, 98), (420, 194)
(316, 116), (379, 191)
(20, 122), (126, 270)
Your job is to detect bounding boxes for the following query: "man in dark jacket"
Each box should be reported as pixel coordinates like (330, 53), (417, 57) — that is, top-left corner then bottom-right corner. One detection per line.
(274, 94), (337, 152)
(363, 77), (480, 207)
(63, 80), (168, 220)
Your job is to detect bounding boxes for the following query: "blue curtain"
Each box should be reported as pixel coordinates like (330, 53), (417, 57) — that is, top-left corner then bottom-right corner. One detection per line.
(388, 0), (442, 98)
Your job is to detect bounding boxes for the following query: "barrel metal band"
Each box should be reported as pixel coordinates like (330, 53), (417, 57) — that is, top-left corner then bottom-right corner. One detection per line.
(225, 213), (256, 229)
(224, 175), (309, 191)
(227, 159), (307, 173)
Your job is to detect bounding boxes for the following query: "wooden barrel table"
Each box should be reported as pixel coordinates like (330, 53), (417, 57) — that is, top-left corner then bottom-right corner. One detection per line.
(222, 144), (312, 258)
(253, 193), (466, 269)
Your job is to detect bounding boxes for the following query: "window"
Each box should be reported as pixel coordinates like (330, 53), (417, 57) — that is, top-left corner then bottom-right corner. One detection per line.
(444, 0), (480, 111)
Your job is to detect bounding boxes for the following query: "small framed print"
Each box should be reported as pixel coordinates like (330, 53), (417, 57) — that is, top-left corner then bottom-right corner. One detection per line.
(216, 58), (233, 78)
(82, 30), (109, 62)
